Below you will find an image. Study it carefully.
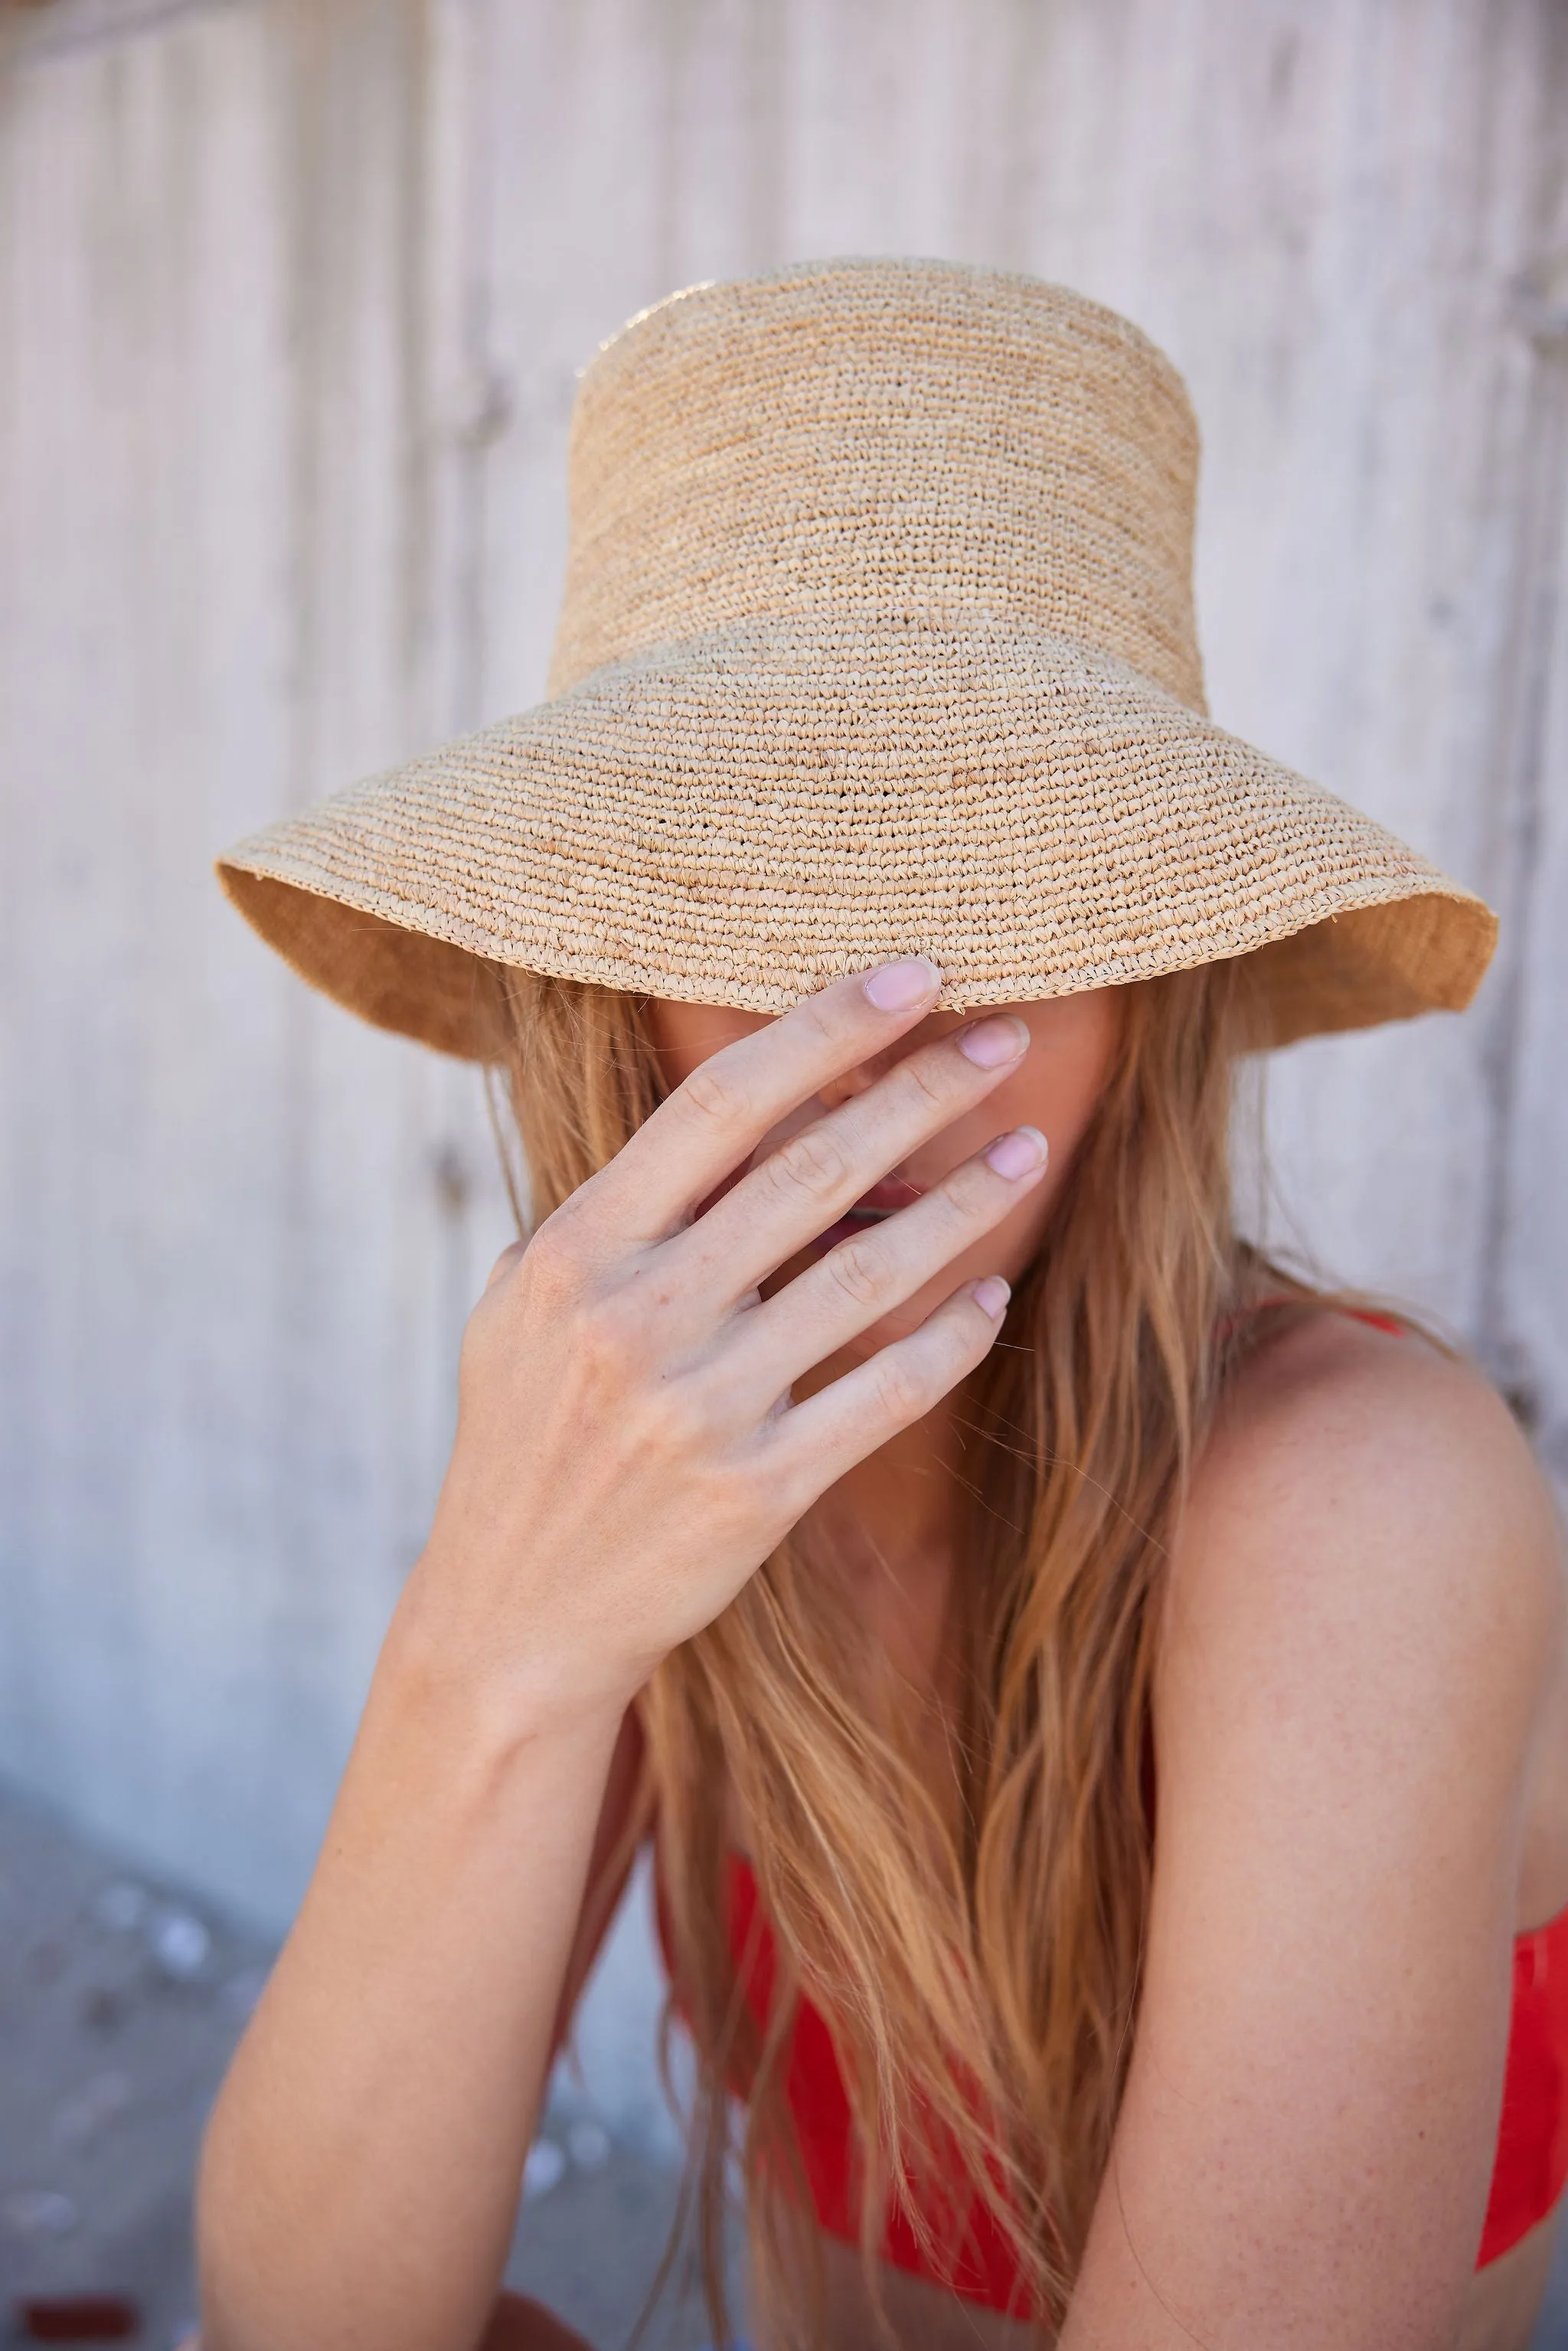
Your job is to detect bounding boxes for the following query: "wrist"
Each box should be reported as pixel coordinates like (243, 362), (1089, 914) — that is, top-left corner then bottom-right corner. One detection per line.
(379, 1554), (643, 1762)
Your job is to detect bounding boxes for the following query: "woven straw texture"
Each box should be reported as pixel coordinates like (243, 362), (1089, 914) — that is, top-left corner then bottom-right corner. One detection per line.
(218, 258), (1496, 1060)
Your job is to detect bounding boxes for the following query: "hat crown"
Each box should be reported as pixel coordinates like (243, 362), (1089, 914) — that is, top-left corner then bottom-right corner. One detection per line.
(547, 258), (1207, 711)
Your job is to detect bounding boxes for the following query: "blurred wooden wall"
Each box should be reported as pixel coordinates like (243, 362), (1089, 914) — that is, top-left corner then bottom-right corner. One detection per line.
(2, 0), (1566, 1941)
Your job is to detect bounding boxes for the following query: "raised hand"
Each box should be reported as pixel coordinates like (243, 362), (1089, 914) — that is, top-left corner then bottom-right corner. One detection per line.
(402, 958), (1048, 1723)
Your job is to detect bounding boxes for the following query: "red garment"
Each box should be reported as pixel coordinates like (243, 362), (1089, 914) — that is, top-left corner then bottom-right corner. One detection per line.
(705, 1856), (1568, 2306)
(719, 1851), (1045, 2317)
(1481, 1905), (1568, 2263)
(661, 1301), (1568, 2305)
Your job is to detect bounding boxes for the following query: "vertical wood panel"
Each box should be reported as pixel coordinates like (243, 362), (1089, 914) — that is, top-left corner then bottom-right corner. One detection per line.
(0, 0), (516, 1925)
(1494, 101), (1568, 1483)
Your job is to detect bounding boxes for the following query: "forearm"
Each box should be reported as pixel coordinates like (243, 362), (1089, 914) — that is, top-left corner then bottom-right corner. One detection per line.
(196, 1595), (626, 2351)
(193, 960), (1014, 2349)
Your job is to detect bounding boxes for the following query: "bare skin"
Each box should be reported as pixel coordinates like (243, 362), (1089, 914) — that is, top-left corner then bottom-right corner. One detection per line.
(194, 962), (1566, 2351)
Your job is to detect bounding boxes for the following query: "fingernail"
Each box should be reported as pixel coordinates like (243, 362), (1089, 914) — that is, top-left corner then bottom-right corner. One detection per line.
(864, 956), (942, 1013)
(958, 1015), (1030, 1069)
(972, 1275), (1011, 1320)
(984, 1125), (1048, 1179)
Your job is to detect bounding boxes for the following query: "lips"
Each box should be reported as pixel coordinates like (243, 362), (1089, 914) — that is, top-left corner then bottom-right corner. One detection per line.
(848, 1172), (924, 1217)
(806, 1170), (924, 1257)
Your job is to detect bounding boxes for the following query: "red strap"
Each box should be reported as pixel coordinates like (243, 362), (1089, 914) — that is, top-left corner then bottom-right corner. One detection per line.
(1478, 1905), (1568, 2263)
(1223, 1294), (1406, 1340)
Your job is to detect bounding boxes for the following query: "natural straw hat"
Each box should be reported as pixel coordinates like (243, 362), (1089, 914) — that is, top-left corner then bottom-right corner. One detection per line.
(217, 257), (1496, 1059)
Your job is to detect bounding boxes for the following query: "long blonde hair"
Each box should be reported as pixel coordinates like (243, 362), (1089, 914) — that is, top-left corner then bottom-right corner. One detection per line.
(492, 958), (1270, 2343)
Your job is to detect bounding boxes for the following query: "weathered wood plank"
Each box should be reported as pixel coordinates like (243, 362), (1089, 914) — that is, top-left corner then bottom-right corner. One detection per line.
(0, 0), (516, 1925)
(1494, 207), (1568, 1488)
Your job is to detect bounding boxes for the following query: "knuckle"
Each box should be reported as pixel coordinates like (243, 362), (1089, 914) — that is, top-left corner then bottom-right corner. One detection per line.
(791, 994), (841, 1054)
(483, 1238), (527, 1293)
(521, 1211), (586, 1298)
(640, 1374), (718, 1458)
(825, 1236), (887, 1308)
(874, 1353), (928, 1422)
(774, 1125), (849, 1199)
(899, 1052), (953, 1115)
(941, 1158), (993, 1217)
(681, 1058), (750, 1131)
(573, 1288), (648, 1378)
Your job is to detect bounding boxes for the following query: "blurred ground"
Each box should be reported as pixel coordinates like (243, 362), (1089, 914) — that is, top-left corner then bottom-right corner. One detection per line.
(0, 1782), (718, 2349)
(2, 1777), (1564, 2348)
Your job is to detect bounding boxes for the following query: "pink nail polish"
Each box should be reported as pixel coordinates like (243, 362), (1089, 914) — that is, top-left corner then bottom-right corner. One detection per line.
(959, 1016), (1030, 1069)
(864, 956), (942, 1012)
(984, 1126), (1048, 1179)
(972, 1276), (1011, 1319)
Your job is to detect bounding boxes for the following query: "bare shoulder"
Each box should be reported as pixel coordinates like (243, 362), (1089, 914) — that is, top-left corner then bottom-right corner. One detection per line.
(1089, 1320), (1568, 2350)
(1165, 1309), (1565, 1784)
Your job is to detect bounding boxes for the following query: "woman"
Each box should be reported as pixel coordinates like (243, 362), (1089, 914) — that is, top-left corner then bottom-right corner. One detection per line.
(199, 262), (1566, 2351)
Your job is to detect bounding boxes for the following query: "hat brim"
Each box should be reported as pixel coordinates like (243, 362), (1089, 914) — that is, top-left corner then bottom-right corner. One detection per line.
(217, 615), (1496, 1060)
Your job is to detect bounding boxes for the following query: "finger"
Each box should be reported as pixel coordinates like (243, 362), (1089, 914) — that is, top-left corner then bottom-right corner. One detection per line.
(672, 1014), (1032, 1305)
(724, 1125), (1047, 1403)
(766, 1277), (1011, 1500)
(576, 958), (943, 1243)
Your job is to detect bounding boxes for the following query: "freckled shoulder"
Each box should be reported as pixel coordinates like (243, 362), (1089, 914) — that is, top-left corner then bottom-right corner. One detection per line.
(1161, 1308), (1565, 1771)
(1096, 1324), (1563, 2351)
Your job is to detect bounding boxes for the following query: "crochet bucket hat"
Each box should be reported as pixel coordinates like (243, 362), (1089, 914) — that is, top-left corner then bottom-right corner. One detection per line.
(217, 258), (1496, 1059)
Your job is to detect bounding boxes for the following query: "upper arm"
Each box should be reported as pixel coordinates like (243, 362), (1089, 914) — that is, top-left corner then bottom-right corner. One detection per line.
(1063, 1327), (1565, 2351)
